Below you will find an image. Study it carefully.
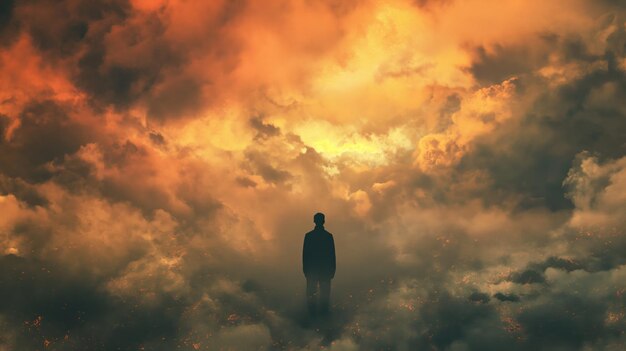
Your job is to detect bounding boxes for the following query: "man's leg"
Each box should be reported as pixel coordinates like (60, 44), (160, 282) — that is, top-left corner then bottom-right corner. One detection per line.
(306, 278), (318, 316)
(319, 279), (331, 314)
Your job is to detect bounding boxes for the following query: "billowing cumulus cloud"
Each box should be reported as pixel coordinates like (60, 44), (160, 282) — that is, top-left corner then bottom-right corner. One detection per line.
(1, 0), (626, 349)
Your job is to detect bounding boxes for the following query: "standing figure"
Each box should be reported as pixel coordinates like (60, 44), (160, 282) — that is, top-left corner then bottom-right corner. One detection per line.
(303, 212), (336, 316)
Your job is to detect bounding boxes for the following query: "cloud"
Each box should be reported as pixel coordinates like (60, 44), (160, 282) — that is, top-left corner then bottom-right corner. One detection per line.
(1, 0), (626, 350)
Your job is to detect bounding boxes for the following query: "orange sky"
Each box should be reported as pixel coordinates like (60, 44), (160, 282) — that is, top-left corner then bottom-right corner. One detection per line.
(1, 0), (626, 349)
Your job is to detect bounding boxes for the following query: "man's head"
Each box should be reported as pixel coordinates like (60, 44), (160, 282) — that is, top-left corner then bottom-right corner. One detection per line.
(313, 212), (325, 226)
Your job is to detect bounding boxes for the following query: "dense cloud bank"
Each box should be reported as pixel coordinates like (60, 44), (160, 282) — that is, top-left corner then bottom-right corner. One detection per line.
(1, 0), (626, 350)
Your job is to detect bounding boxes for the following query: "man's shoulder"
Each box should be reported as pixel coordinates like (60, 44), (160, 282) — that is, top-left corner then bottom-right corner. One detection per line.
(305, 228), (333, 237)
(320, 229), (334, 239)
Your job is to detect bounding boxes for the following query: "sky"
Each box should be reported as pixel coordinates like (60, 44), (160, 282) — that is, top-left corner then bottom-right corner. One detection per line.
(1, 0), (626, 350)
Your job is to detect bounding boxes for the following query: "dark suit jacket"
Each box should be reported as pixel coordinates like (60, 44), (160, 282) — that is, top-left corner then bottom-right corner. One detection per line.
(303, 226), (336, 279)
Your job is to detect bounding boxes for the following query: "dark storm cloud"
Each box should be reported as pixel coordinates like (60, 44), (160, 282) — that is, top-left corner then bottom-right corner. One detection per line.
(0, 0), (15, 32)
(2, 0), (374, 127)
(235, 176), (257, 188)
(0, 254), (192, 350)
(416, 292), (509, 351)
(0, 100), (94, 183)
(468, 291), (491, 303)
(493, 292), (520, 302)
(437, 93), (461, 130)
(460, 58), (626, 210)
(577, 227), (626, 272)
(508, 269), (546, 284)
(466, 14), (625, 86)
(49, 138), (225, 220)
(507, 257), (587, 285)
(350, 287), (522, 351)
(48, 152), (96, 194)
(517, 294), (608, 350)
(0, 0), (19, 46)
(15, 0), (128, 55)
(469, 44), (548, 85)
(7, 0), (172, 117)
(74, 11), (176, 111)
(0, 254), (109, 349)
(148, 131), (166, 146)
(250, 116), (281, 139)
(602, 0), (626, 10)
(344, 15), (626, 347)
(538, 256), (586, 272)
(2, 0), (239, 120)
(0, 174), (48, 207)
(146, 77), (204, 121)
(243, 150), (293, 185)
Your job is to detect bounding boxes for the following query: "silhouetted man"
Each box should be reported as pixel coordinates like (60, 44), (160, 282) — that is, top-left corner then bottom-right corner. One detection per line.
(303, 212), (336, 316)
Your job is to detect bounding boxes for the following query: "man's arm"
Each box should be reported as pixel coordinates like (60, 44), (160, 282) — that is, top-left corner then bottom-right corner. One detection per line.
(329, 234), (336, 279)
